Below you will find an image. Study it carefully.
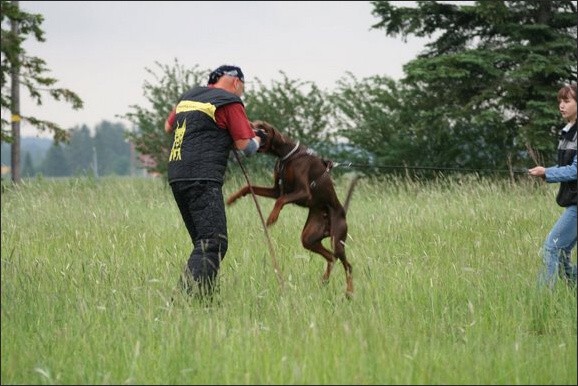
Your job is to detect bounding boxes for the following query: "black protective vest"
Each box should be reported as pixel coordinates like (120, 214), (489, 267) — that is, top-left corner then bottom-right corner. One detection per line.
(167, 87), (243, 184)
(555, 122), (577, 207)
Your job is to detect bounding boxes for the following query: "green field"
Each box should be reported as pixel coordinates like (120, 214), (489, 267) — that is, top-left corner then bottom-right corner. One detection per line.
(1, 173), (576, 385)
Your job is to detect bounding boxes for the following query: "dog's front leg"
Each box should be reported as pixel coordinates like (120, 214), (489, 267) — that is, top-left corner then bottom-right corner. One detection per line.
(266, 190), (310, 226)
(226, 186), (280, 205)
(226, 185), (252, 205)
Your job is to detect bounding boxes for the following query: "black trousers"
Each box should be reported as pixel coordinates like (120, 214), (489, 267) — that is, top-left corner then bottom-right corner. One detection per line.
(170, 180), (228, 295)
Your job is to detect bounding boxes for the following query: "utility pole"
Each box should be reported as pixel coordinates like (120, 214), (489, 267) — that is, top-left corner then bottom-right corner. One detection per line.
(10, 0), (21, 183)
(92, 146), (98, 178)
(129, 139), (135, 176)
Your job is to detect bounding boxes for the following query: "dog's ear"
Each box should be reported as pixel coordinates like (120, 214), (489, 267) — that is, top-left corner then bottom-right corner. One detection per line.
(251, 120), (264, 131)
(260, 121), (275, 132)
(251, 120), (276, 138)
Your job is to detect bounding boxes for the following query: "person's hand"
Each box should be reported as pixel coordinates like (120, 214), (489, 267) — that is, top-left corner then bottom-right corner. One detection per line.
(528, 166), (546, 178)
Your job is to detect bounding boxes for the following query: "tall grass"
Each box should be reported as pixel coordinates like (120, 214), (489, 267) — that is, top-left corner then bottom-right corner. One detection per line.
(1, 174), (576, 385)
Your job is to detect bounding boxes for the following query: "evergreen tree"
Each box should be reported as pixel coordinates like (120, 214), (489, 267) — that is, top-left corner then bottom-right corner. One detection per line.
(1, 1), (83, 182)
(42, 142), (70, 177)
(1, 142), (9, 165)
(65, 125), (94, 175)
(93, 121), (130, 176)
(367, 0), (577, 170)
(21, 150), (34, 177)
(1, 0), (83, 142)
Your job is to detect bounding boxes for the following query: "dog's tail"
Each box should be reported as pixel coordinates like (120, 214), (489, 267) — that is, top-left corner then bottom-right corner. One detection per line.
(342, 174), (360, 214)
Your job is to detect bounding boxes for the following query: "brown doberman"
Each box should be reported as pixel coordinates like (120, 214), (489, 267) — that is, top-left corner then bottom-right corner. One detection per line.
(227, 120), (358, 298)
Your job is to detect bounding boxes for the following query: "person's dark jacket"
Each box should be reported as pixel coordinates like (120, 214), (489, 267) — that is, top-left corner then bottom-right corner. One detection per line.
(167, 86), (242, 184)
(546, 122), (577, 207)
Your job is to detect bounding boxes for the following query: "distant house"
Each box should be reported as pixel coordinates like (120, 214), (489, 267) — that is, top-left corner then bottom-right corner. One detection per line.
(128, 140), (161, 178)
(1, 164), (10, 176)
(136, 153), (161, 178)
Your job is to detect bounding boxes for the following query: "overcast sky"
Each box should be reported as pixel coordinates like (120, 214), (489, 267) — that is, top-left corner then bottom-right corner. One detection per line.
(19, 1), (430, 138)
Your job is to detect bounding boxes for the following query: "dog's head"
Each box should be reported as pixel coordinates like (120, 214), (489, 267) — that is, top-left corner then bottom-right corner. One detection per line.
(251, 120), (279, 153)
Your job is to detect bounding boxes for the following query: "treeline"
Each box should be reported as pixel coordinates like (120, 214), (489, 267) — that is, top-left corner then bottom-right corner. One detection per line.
(123, 1), (576, 179)
(2, 2), (575, 181)
(1, 121), (134, 178)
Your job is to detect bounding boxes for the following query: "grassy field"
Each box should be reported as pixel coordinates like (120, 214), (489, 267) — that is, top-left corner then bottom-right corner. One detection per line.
(1, 172), (576, 385)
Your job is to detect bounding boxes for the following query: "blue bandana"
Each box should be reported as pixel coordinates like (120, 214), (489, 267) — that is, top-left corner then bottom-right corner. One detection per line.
(208, 65), (245, 85)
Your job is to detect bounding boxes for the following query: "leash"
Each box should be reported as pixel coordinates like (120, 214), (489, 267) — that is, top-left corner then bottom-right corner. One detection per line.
(232, 151), (285, 291)
(332, 162), (529, 175)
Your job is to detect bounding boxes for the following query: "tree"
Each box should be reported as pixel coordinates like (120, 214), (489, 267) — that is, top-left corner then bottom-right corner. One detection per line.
(123, 59), (209, 177)
(65, 125), (94, 176)
(369, 0), (577, 169)
(0, 141), (9, 165)
(21, 150), (34, 177)
(244, 71), (334, 147)
(42, 142), (70, 177)
(330, 72), (416, 176)
(93, 121), (131, 176)
(242, 71), (337, 173)
(1, 0), (83, 182)
(123, 61), (340, 178)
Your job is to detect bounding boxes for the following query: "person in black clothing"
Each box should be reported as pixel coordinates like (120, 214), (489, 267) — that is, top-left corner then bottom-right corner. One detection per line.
(529, 83), (577, 289)
(164, 65), (264, 299)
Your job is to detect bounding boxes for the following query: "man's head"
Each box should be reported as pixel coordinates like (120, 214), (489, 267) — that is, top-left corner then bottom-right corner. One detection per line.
(208, 65), (244, 84)
(208, 65), (245, 96)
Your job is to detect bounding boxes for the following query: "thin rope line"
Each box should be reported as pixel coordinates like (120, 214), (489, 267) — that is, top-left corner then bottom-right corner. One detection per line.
(332, 162), (528, 175)
(232, 151), (285, 291)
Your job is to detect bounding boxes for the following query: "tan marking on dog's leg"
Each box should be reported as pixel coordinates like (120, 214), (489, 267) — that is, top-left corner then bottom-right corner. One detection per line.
(322, 261), (334, 284)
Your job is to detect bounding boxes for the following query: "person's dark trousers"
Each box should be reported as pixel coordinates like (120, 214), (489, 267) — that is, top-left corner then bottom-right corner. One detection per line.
(170, 180), (228, 298)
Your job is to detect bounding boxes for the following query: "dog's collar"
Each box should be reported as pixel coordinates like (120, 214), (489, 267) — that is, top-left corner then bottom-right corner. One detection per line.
(281, 141), (300, 161)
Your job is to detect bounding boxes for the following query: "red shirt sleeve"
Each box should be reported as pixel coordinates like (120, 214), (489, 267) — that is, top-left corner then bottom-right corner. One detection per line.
(166, 108), (176, 129)
(215, 103), (254, 141)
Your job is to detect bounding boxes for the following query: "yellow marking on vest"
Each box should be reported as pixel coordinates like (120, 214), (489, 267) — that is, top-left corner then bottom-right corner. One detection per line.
(176, 100), (216, 120)
(169, 119), (186, 162)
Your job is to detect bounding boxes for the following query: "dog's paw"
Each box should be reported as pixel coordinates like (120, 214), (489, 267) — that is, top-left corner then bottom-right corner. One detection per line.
(226, 195), (239, 205)
(265, 215), (278, 227)
(226, 187), (250, 206)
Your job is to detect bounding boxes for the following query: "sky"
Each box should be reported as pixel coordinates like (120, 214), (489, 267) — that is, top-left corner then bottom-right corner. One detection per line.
(18, 1), (430, 138)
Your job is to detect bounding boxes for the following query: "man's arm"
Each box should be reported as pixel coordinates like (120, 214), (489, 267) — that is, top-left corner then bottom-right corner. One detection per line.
(164, 107), (176, 133)
(216, 103), (261, 154)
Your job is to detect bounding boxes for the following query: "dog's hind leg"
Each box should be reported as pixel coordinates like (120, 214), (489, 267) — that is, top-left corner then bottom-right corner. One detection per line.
(301, 209), (337, 286)
(335, 239), (353, 299)
(330, 207), (354, 299)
